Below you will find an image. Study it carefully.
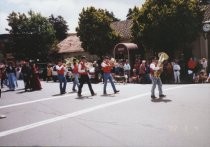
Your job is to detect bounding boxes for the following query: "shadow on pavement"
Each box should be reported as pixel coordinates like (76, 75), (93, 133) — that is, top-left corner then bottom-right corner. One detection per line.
(151, 98), (172, 103)
(52, 93), (63, 96)
(16, 91), (27, 94)
(2, 88), (25, 93)
(75, 96), (93, 100)
(16, 89), (39, 94)
(100, 94), (115, 97)
(1, 90), (12, 93)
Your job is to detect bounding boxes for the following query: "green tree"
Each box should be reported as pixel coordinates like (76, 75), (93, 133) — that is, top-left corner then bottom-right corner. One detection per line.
(127, 6), (140, 20)
(48, 15), (69, 41)
(76, 7), (120, 57)
(132, 0), (204, 57)
(6, 10), (56, 61)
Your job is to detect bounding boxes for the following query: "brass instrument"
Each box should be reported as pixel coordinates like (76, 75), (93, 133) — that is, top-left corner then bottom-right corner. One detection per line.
(109, 58), (117, 67)
(65, 57), (78, 67)
(154, 52), (169, 77)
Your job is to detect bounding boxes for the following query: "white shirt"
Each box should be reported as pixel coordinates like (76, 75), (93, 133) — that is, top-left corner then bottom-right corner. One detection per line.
(124, 63), (131, 71)
(173, 64), (181, 71)
(201, 60), (208, 69)
(101, 61), (107, 68)
(150, 62), (160, 71)
(56, 65), (68, 75)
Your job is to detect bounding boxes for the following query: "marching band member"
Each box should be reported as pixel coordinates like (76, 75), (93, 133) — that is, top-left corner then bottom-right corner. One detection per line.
(56, 61), (67, 94)
(101, 56), (119, 95)
(77, 56), (96, 97)
(71, 58), (80, 92)
(150, 57), (166, 99)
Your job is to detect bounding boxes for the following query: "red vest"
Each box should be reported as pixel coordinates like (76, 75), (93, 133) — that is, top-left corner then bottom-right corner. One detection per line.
(102, 62), (112, 73)
(57, 66), (65, 75)
(79, 62), (88, 75)
(72, 64), (78, 74)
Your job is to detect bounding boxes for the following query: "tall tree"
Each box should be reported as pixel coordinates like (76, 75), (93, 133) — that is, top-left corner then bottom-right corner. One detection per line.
(6, 10), (56, 61)
(132, 0), (204, 57)
(76, 7), (120, 57)
(126, 6), (140, 20)
(48, 15), (69, 41)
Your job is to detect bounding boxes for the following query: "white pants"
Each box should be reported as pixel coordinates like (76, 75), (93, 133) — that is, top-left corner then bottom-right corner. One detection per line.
(174, 71), (180, 83)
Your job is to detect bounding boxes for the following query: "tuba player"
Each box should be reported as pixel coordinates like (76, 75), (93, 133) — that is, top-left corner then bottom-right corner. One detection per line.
(150, 56), (166, 99)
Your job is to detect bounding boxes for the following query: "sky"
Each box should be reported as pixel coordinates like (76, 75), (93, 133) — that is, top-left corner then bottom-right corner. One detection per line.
(0, 0), (145, 34)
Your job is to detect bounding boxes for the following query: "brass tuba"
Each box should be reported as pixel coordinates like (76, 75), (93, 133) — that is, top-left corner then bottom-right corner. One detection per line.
(154, 52), (169, 77)
(109, 58), (117, 67)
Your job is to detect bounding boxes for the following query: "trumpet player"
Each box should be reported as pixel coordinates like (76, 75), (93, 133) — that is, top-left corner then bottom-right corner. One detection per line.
(56, 61), (67, 94)
(71, 58), (80, 92)
(150, 57), (166, 99)
(77, 56), (96, 97)
(101, 56), (119, 95)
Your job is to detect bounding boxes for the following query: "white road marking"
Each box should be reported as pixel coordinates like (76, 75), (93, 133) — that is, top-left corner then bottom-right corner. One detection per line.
(0, 93), (77, 109)
(0, 85), (191, 138)
(0, 88), (103, 109)
(0, 85), (127, 109)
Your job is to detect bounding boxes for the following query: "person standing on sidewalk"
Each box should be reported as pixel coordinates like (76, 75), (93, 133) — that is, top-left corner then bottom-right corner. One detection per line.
(6, 61), (17, 91)
(71, 58), (80, 92)
(123, 59), (131, 82)
(77, 56), (96, 97)
(173, 60), (181, 84)
(56, 61), (67, 94)
(101, 56), (119, 95)
(0, 65), (6, 118)
(46, 64), (52, 82)
(150, 57), (166, 99)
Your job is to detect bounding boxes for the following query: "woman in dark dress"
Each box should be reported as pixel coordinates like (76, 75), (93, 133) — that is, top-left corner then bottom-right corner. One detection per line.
(30, 63), (42, 91)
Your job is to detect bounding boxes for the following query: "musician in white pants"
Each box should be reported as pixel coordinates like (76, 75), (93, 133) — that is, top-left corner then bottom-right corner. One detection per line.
(173, 60), (181, 84)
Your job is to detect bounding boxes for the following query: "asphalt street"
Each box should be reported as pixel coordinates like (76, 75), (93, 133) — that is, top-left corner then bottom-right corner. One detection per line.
(0, 80), (210, 146)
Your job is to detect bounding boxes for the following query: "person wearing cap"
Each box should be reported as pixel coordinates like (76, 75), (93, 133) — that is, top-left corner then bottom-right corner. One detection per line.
(101, 56), (119, 95)
(77, 56), (96, 97)
(71, 58), (80, 92)
(150, 57), (166, 99)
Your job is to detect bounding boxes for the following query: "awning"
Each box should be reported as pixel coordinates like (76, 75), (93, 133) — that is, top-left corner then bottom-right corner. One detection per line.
(113, 43), (138, 63)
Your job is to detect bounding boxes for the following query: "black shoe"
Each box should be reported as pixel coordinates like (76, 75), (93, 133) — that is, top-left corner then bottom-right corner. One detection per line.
(103, 91), (107, 95)
(114, 90), (120, 94)
(159, 94), (166, 98)
(151, 95), (157, 99)
(72, 89), (77, 92)
(91, 93), (97, 96)
(78, 93), (82, 97)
